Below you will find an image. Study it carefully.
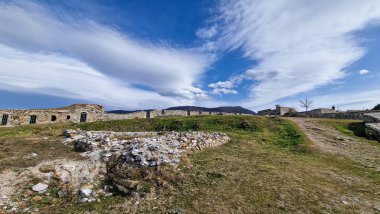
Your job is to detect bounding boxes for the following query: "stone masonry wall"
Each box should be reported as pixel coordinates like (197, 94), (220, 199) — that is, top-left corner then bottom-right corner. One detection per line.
(103, 111), (146, 120)
(309, 111), (380, 121)
(0, 104), (103, 126)
(1, 104), (254, 127)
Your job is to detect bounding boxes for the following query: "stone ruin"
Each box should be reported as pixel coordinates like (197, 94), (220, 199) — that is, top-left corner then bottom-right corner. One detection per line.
(0, 104), (104, 126)
(257, 105), (297, 116)
(22, 129), (230, 206)
(0, 104), (252, 127)
(364, 113), (380, 142)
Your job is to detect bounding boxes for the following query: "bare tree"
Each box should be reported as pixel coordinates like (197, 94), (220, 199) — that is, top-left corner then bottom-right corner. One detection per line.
(299, 98), (313, 116)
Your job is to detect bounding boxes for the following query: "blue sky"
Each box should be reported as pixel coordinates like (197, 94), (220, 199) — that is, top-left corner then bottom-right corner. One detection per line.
(0, 0), (380, 111)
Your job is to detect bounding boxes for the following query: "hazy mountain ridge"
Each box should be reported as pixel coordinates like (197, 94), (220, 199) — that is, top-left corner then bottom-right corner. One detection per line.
(107, 106), (256, 115)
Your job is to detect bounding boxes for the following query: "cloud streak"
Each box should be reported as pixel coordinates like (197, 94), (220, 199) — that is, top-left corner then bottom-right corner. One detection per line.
(0, 2), (213, 108)
(214, 0), (380, 107)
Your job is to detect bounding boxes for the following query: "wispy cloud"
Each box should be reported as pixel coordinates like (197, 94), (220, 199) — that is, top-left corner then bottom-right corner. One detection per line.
(358, 69), (370, 75)
(207, 75), (244, 95)
(213, 0), (380, 107)
(0, 44), (182, 109)
(0, 2), (214, 108)
(277, 89), (380, 111)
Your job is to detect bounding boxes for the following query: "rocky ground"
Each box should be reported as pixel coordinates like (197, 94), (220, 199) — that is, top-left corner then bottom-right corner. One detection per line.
(0, 129), (229, 213)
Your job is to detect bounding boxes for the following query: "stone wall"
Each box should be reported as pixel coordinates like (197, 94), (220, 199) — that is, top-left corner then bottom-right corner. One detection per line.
(1, 104), (254, 127)
(258, 105), (297, 116)
(365, 123), (380, 141)
(308, 108), (336, 115)
(0, 104), (104, 126)
(258, 109), (275, 116)
(103, 111), (146, 120)
(303, 111), (380, 121)
(364, 113), (380, 123)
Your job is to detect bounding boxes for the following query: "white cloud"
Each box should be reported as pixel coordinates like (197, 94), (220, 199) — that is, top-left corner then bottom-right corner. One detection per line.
(286, 90), (380, 111)
(210, 88), (238, 95)
(196, 26), (217, 39)
(208, 81), (234, 89)
(0, 2), (214, 108)
(214, 0), (380, 107)
(358, 69), (370, 75)
(0, 44), (182, 109)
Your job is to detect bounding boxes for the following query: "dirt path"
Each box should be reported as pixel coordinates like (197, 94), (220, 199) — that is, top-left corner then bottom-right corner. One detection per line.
(287, 117), (380, 171)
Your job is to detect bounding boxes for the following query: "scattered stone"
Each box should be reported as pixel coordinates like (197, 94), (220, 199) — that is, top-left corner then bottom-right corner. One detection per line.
(34, 129), (230, 201)
(63, 129), (78, 137)
(32, 196), (42, 202)
(374, 205), (380, 212)
(131, 191), (139, 199)
(57, 190), (66, 198)
(39, 164), (55, 173)
(168, 208), (184, 214)
(32, 183), (48, 193)
(79, 198), (88, 203)
(31, 153), (38, 158)
(80, 188), (93, 197)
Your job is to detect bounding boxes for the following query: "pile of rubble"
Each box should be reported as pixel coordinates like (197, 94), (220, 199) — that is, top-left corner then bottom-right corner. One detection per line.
(70, 130), (229, 166)
(28, 129), (230, 204)
(1, 129), (229, 212)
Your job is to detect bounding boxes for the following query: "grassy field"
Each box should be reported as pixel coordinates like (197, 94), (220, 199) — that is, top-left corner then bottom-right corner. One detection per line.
(1, 116), (379, 213)
(317, 118), (380, 146)
(317, 119), (367, 138)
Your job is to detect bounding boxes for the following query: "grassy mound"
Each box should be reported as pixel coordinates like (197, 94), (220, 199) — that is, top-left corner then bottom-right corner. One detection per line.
(1, 115), (379, 213)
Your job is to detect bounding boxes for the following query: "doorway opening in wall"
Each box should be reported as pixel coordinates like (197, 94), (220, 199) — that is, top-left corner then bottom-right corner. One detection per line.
(30, 115), (37, 124)
(67, 115), (71, 120)
(187, 110), (190, 116)
(51, 115), (57, 122)
(80, 112), (87, 122)
(146, 111), (151, 119)
(1, 114), (8, 125)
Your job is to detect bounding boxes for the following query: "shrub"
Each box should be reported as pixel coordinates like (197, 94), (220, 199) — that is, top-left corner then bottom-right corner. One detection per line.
(373, 104), (380, 110)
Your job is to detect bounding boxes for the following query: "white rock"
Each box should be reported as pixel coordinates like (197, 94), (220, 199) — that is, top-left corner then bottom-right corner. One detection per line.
(80, 198), (89, 203)
(80, 188), (93, 197)
(32, 183), (48, 193)
(31, 153), (38, 157)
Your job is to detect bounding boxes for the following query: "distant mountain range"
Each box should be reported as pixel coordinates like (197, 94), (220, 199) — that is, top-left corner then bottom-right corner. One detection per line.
(107, 106), (256, 115)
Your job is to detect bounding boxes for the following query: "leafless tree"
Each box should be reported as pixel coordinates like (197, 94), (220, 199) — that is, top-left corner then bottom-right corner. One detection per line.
(299, 98), (313, 116)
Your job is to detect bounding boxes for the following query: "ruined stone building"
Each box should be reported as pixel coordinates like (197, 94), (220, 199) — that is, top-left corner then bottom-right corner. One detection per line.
(0, 104), (104, 126)
(258, 105), (297, 116)
(0, 104), (251, 127)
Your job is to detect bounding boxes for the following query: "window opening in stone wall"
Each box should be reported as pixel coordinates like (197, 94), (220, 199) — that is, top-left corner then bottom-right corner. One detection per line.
(80, 112), (87, 122)
(30, 115), (37, 124)
(146, 111), (151, 119)
(51, 115), (57, 121)
(187, 110), (190, 116)
(1, 114), (8, 125)
(199, 111), (202, 114)
(162, 110), (165, 114)
(67, 115), (71, 120)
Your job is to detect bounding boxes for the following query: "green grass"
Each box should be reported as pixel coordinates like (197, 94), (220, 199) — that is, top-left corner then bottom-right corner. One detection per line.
(317, 118), (380, 147)
(318, 119), (366, 137)
(1, 116), (379, 213)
